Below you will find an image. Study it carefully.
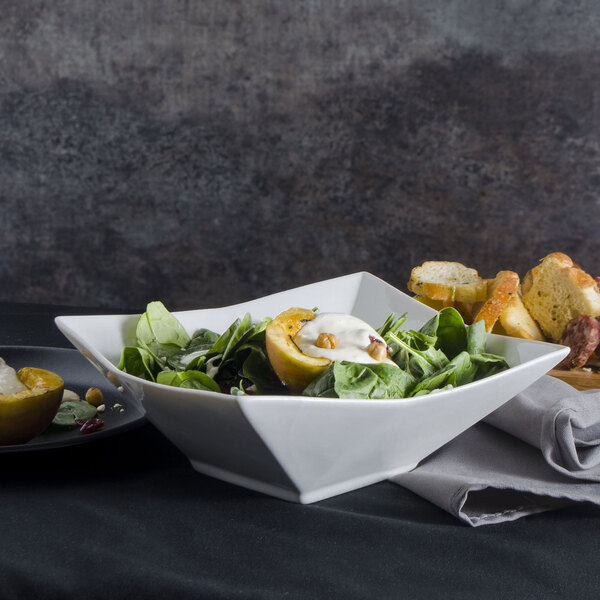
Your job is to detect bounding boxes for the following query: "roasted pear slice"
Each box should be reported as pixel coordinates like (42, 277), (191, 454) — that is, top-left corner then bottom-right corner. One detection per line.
(265, 307), (331, 393)
(0, 365), (64, 445)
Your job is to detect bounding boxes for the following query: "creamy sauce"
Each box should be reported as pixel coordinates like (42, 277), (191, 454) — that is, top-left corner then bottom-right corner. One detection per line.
(0, 357), (27, 395)
(294, 313), (397, 366)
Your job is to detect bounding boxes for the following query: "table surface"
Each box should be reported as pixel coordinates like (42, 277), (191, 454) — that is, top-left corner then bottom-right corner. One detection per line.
(1, 302), (599, 600)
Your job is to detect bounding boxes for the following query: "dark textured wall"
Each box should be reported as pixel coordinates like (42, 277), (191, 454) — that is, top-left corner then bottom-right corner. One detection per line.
(1, 1), (599, 310)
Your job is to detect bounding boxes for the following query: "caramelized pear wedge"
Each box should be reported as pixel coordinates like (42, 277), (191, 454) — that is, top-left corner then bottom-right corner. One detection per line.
(0, 366), (64, 445)
(265, 307), (331, 393)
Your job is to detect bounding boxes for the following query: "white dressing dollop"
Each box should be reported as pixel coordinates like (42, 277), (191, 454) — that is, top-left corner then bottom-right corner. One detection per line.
(294, 313), (397, 366)
(0, 357), (27, 395)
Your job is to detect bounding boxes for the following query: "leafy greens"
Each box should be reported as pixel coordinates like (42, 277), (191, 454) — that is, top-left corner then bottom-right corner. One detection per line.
(118, 303), (508, 399)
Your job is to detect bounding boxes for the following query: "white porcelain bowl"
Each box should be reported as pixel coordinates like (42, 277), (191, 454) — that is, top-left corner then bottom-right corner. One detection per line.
(55, 272), (568, 503)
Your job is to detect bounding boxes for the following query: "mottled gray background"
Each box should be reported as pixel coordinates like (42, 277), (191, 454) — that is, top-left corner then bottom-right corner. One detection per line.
(1, 1), (599, 311)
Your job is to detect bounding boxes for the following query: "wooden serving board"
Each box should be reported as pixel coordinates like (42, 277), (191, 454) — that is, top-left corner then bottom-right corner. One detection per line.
(548, 369), (600, 391)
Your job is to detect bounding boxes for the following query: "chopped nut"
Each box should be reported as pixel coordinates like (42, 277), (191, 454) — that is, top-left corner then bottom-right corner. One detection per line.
(85, 387), (104, 407)
(96, 404), (106, 412)
(366, 340), (387, 361)
(316, 333), (338, 349)
(61, 389), (81, 403)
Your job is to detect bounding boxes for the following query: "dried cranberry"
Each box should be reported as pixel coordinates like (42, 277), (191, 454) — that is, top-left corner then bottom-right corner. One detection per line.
(75, 418), (105, 434)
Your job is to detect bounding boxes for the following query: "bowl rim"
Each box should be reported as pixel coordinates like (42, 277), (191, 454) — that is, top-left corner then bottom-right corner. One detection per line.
(54, 271), (570, 405)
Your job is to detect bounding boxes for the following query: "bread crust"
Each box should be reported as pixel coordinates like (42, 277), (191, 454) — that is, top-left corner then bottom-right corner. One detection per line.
(407, 261), (488, 303)
(473, 271), (520, 333)
(521, 252), (600, 340)
(498, 293), (545, 341)
(545, 253), (599, 289)
(408, 253), (599, 352)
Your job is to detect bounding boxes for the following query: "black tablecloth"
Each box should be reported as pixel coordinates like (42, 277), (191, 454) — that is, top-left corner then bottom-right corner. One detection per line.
(1, 302), (599, 599)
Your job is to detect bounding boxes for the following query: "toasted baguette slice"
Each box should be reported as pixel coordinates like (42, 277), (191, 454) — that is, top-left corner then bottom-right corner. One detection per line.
(499, 292), (545, 341)
(472, 271), (520, 333)
(521, 252), (600, 341)
(413, 295), (475, 321)
(407, 261), (488, 303)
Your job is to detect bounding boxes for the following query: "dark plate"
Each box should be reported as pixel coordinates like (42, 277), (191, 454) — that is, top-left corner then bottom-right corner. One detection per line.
(0, 346), (145, 453)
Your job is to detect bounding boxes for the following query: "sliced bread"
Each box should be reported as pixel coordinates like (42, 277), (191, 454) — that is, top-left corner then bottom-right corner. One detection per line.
(472, 271), (520, 333)
(521, 252), (600, 341)
(498, 293), (545, 341)
(407, 261), (488, 303)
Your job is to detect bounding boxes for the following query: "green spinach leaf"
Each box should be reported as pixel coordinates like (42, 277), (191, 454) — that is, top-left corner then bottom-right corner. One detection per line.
(118, 346), (157, 381)
(447, 350), (478, 387)
(418, 307), (467, 359)
(135, 301), (191, 366)
(432, 307), (468, 359)
(156, 370), (221, 392)
(470, 352), (510, 379)
(466, 319), (487, 355)
(303, 361), (415, 399)
(167, 328), (220, 370)
(386, 329), (447, 378)
(410, 363), (457, 396)
(238, 344), (287, 395)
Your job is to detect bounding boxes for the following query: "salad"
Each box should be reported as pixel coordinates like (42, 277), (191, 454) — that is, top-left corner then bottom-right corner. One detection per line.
(117, 302), (509, 399)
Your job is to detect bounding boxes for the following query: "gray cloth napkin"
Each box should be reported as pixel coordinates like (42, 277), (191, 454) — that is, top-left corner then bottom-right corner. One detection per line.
(486, 375), (600, 480)
(391, 376), (600, 526)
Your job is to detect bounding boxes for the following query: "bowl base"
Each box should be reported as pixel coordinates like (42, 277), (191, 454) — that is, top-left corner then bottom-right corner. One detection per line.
(189, 458), (418, 503)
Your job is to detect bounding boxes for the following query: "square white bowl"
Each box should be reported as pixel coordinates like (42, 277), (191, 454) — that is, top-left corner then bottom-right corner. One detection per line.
(55, 272), (568, 503)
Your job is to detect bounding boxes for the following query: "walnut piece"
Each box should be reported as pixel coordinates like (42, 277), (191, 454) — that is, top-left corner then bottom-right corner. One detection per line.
(366, 340), (387, 361)
(316, 333), (338, 349)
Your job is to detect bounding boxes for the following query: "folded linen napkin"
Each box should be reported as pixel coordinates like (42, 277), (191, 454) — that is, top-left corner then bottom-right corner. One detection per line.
(485, 375), (600, 481)
(391, 376), (600, 526)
